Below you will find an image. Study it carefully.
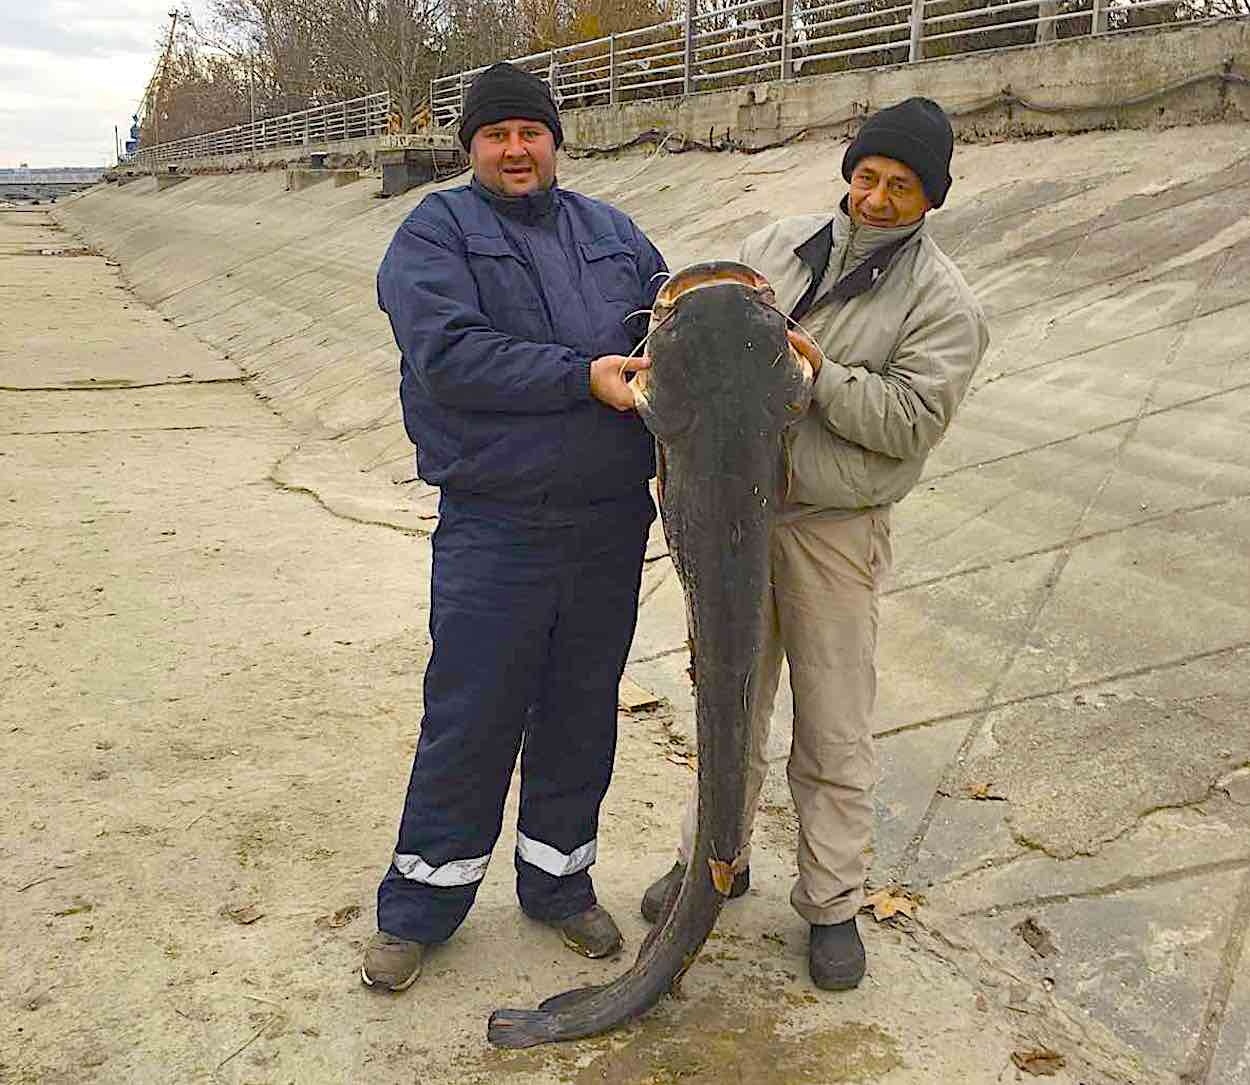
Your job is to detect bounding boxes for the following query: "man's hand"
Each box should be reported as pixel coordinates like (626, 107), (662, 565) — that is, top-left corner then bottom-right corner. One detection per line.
(787, 328), (823, 374)
(590, 354), (650, 412)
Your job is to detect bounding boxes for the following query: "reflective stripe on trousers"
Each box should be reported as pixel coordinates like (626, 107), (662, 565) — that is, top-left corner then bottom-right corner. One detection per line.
(393, 851), (491, 888)
(516, 832), (597, 878)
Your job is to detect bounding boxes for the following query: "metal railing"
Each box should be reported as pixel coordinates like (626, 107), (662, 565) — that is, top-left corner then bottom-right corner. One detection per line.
(130, 92), (392, 170)
(431, 0), (1248, 125)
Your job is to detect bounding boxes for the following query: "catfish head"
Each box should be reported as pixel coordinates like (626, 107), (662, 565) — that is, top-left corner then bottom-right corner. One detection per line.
(634, 261), (816, 454)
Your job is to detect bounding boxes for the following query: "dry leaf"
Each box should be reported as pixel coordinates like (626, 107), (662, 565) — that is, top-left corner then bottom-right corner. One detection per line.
(222, 902), (265, 925)
(861, 886), (920, 922)
(1013, 916), (1059, 958)
(53, 897), (93, 917)
(962, 781), (1004, 801)
(618, 675), (661, 713)
(314, 904), (361, 930)
(1011, 1047), (1065, 1076)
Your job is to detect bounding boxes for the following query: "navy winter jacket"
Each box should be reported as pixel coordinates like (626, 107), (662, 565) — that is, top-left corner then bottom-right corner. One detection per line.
(378, 178), (667, 505)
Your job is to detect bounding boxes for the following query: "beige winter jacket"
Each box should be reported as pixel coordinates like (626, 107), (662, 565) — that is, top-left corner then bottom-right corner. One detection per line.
(739, 202), (989, 513)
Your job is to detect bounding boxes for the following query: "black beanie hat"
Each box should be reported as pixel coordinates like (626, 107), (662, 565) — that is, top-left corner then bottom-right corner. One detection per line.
(458, 62), (564, 151)
(841, 97), (954, 209)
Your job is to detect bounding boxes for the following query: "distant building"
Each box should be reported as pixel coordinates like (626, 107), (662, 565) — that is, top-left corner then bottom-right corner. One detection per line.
(0, 167), (106, 201)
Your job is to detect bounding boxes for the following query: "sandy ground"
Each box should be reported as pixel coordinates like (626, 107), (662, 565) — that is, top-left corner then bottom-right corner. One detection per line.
(0, 207), (1126, 1084)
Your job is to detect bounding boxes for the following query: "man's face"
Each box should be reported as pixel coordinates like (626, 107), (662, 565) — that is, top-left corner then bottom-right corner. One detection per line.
(847, 154), (932, 229)
(470, 119), (557, 197)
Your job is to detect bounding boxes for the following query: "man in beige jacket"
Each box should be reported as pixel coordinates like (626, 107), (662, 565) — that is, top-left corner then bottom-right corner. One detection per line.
(642, 97), (989, 991)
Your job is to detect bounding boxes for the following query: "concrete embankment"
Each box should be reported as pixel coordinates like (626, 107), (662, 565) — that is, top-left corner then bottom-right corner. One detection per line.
(40, 115), (1250, 1083)
(7, 202), (1125, 1084)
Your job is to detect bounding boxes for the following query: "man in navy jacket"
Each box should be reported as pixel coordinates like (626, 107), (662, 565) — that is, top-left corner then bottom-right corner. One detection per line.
(362, 63), (667, 992)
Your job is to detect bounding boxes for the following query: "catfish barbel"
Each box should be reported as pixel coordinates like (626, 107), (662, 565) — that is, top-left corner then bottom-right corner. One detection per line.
(487, 262), (815, 1049)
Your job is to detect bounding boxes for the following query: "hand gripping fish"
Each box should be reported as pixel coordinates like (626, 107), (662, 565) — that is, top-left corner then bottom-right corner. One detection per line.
(487, 262), (816, 1049)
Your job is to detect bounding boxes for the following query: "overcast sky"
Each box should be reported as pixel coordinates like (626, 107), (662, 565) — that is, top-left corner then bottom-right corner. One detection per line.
(0, 1), (207, 167)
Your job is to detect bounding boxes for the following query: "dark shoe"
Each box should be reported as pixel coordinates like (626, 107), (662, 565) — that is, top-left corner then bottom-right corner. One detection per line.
(546, 904), (623, 959)
(360, 931), (425, 992)
(640, 860), (750, 924)
(809, 918), (866, 991)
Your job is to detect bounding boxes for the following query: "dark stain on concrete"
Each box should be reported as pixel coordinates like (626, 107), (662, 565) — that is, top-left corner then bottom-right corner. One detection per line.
(479, 990), (902, 1084)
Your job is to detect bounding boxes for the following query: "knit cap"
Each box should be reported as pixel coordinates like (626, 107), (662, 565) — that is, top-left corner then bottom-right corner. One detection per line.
(842, 97), (954, 208)
(458, 63), (564, 151)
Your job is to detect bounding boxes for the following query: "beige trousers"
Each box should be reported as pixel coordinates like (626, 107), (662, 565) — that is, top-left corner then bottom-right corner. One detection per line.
(678, 507), (893, 926)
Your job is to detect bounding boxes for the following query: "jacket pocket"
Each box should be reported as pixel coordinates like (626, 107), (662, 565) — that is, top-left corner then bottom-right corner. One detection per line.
(580, 237), (639, 304)
(465, 234), (547, 339)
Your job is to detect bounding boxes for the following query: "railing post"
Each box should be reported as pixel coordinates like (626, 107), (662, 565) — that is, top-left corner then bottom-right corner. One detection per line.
(1035, 0), (1057, 43)
(908, 0), (925, 62)
(683, 0), (695, 96)
(459, 71), (468, 118)
(1091, 0), (1108, 34)
(780, 0), (794, 79)
(549, 51), (560, 103)
(609, 35), (618, 104)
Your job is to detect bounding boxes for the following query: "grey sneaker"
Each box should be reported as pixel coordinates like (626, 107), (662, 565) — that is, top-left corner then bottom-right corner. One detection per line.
(545, 904), (623, 959)
(640, 860), (750, 924)
(809, 918), (866, 991)
(360, 931), (425, 992)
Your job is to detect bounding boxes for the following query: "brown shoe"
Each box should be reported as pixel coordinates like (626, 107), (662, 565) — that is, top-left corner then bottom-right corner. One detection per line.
(545, 904), (623, 959)
(360, 931), (425, 992)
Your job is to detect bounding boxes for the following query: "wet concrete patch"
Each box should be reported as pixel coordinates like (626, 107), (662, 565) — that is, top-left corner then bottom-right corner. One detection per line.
(484, 994), (903, 1085)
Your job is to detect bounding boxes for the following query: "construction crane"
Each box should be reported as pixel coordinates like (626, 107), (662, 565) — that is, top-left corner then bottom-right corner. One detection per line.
(136, 9), (181, 149)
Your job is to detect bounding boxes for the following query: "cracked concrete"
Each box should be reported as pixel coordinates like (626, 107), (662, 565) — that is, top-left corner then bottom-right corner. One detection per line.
(960, 689), (1249, 859)
(20, 118), (1250, 1081)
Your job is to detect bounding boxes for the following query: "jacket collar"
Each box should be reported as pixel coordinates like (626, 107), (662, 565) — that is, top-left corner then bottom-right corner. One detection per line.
(794, 218), (835, 278)
(470, 176), (560, 224)
(793, 196), (925, 276)
(788, 198), (926, 321)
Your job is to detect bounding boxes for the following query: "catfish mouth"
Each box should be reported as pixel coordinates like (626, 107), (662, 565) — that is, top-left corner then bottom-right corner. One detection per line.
(633, 261), (818, 417)
(652, 261), (776, 313)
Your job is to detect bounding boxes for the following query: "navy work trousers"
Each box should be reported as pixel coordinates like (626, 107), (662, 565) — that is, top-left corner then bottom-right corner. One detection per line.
(376, 488), (654, 944)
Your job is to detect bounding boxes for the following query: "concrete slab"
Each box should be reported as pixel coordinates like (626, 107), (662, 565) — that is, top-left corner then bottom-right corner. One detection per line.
(897, 430), (1123, 586)
(43, 118), (1250, 1080)
(3, 210), (1123, 1084)
(907, 792), (1027, 891)
(923, 797), (1250, 918)
(0, 384), (274, 436)
(1210, 894), (1250, 1085)
(872, 717), (972, 879)
(962, 644), (1250, 859)
(877, 551), (1058, 727)
(997, 502), (1250, 700)
(969, 868), (1245, 1076)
